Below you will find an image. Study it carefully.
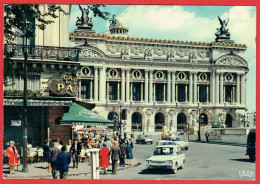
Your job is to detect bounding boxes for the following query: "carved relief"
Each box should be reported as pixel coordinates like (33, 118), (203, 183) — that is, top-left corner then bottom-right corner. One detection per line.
(217, 56), (245, 66)
(106, 45), (120, 54)
(80, 48), (103, 58)
(131, 70), (142, 79)
(217, 112), (226, 125)
(167, 50), (175, 61)
(197, 51), (207, 59)
(154, 71), (165, 80)
(176, 72), (187, 81)
(176, 49), (188, 58)
(81, 66), (92, 76)
(145, 48), (153, 60)
(224, 73), (234, 82)
(154, 48), (166, 56)
(121, 47), (130, 59)
(131, 47), (145, 55)
(107, 68), (119, 78)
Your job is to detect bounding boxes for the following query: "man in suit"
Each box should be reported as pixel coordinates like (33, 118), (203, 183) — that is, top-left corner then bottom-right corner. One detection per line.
(70, 139), (82, 168)
(50, 141), (61, 179)
(56, 146), (71, 179)
(119, 141), (127, 167)
(110, 141), (120, 175)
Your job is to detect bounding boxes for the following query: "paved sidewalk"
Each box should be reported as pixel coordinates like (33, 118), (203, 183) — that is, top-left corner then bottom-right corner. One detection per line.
(3, 158), (140, 179)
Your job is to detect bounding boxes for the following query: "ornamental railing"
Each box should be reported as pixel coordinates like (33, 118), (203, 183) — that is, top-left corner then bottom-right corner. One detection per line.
(4, 44), (80, 61)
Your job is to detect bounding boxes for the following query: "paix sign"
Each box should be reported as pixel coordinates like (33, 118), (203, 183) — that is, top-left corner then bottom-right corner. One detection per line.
(47, 73), (78, 96)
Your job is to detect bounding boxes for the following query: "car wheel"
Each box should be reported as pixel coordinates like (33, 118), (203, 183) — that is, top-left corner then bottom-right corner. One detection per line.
(180, 163), (184, 169)
(186, 147), (188, 150)
(249, 154), (255, 162)
(173, 163), (178, 174)
(151, 142), (153, 144)
(136, 141), (139, 144)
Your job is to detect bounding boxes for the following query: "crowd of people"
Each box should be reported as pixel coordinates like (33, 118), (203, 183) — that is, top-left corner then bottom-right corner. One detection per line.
(3, 132), (135, 178)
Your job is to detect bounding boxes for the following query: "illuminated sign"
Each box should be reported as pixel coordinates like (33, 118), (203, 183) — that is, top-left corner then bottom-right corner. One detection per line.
(47, 73), (78, 96)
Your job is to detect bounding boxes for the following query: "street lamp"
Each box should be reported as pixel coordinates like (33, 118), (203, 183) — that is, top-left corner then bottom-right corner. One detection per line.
(21, 12), (34, 173)
(198, 103), (201, 141)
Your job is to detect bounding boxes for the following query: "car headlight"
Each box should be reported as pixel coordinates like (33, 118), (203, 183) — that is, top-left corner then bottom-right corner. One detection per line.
(146, 160), (151, 165)
(168, 160), (173, 165)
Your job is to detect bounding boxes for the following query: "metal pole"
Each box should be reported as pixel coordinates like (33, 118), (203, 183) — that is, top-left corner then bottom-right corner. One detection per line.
(120, 105), (122, 135)
(22, 33), (29, 172)
(198, 103), (201, 142)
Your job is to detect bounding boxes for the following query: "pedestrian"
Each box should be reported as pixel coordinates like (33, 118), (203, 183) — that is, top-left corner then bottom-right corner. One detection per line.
(70, 139), (81, 168)
(6, 141), (19, 175)
(57, 137), (63, 146)
(49, 141), (61, 179)
(99, 143), (110, 175)
(43, 139), (50, 168)
(126, 141), (133, 165)
(15, 140), (21, 170)
(119, 141), (127, 167)
(205, 129), (210, 142)
(97, 139), (103, 150)
(66, 140), (72, 154)
(56, 146), (71, 179)
(110, 141), (120, 175)
(87, 138), (93, 148)
(105, 136), (112, 163)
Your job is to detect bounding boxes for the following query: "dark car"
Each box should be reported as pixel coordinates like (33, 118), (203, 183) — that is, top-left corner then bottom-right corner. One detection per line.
(246, 129), (255, 162)
(136, 135), (153, 144)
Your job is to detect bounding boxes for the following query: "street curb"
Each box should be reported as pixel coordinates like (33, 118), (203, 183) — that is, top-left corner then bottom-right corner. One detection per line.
(3, 162), (142, 179)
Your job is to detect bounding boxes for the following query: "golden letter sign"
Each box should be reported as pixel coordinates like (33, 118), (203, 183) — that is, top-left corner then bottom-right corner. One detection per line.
(47, 73), (78, 96)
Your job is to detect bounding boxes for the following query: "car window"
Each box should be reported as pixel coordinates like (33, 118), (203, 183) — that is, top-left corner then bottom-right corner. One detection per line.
(160, 142), (175, 145)
(154, 147), (175, 155)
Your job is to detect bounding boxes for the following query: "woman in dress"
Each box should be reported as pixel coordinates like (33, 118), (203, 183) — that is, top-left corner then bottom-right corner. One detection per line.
(43, 139), (50, 168)
(99, 143), (110, 174)
(6, 141), (19, 174)
(126, 141), (133, 165)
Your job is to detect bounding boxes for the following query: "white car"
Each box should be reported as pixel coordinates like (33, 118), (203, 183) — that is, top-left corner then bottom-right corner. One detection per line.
(136, 135), (153, 144)
(146, 145), (185, 174)
(169, 136), (189, 150)
(155, 140), (177, 146)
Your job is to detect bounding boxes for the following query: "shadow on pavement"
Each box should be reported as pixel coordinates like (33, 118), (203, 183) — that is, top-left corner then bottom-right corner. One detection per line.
(230, 158), (253, 163)
(138, 168), (175, 175)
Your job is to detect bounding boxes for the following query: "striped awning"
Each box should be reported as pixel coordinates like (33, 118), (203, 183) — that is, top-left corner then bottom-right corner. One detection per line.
(3, 99), (72, 106)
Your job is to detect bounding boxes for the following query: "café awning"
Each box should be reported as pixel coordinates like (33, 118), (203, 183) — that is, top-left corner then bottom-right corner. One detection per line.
(3, 99), (72, 106)
(60, 103), (113, 125)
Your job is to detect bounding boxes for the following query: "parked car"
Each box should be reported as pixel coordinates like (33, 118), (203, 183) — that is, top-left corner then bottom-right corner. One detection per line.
(246, 129), (255, 162)
(156, 140), (177, 146)
(146, 145), (185, 174)
(136, 135), (153, 144)
(169, 136), (189, 150)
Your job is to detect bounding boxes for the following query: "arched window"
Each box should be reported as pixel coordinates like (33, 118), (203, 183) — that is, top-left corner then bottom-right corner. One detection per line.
(177, 113), (187, 130)
(131, 112), (142, 132)
(155, 112), (165, 131)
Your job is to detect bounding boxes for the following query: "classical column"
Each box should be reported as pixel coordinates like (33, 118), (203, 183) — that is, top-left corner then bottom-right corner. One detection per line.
(141, 83), (143, 101)
(185, 85), (188, 102)
(117, 82), (120, 101)
(167, 71), (171, 104)
(153, 83), (156, 101)
(194, 72), (197, 103)
(121, 69), (125, 102)
(90, 81), (93, 99)
(197, 86), (199, 102)
(223, 86), (226, 102)
(232, 86), (235, 103)
(99, 66), (106, 103)
(215, 72), (219, 105)
(106, 82), (109, 100)
(176, 85), (178, 102)
(220, 72), (224, 105)
(236, 74), (241, 104)
(163, 84), (166, 102)
(241, 73), (246, 105)
(126, 69), (130, 103)
(210, 70), (215, 105)
(130, 83), (133, 101)
(94, 66), (98, 102)
(145, 70), (149, 103)
(149, 70), (153, 103)
(78, 79), (82, 99)
(171, 71), (176, 104)
(189, 72), (193, 104)
(206, 85), (209, 103)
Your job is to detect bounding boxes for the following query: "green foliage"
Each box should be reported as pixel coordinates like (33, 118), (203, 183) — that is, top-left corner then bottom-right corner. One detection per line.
(4, 89), (42, 97)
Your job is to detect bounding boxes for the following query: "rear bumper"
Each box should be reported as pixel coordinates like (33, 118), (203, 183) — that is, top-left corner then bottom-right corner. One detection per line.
(147, 165), (173, 169)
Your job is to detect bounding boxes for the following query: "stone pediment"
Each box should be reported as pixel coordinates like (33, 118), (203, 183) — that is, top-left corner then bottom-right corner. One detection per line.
(216, 54), (248, 67)
(77, 45), (106, 59)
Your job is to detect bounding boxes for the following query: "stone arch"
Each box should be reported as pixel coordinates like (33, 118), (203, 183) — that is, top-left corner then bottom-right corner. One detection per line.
(131, 111), (144, 132)
(199, 113), (208, 126)
(107, 111), (119, 130)
(177, 112), (187, 131)
(215, 53), (248, 67)
(154, 112), (166, 132)
(225, 112), (237, 127)
(77, 45), (107, 59)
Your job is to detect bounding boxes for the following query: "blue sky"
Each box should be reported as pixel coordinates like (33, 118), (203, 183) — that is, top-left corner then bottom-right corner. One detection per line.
(69, 5), (256, 113)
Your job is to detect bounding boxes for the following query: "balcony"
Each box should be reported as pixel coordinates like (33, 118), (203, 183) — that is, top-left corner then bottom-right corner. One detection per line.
(4, 44), (80, 62)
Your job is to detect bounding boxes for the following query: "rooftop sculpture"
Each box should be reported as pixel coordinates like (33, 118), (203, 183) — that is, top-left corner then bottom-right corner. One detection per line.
(215, 16), (233, 43)
(76, 5), (93, 29)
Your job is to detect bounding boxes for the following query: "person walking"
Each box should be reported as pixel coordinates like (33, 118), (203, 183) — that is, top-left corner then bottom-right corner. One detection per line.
(110, 141), (120, 175)
(56, 146), (71, 179)
(49, 141), (61, 179)
(43, 139), (50, 168)
(205, 129), (210, 142)
(99, 143), (110, 175)
(119, 141), (127, 167)
(70, 139), (81, 168)
(126, 141), (133, 165)
(6, 141), (19, 174)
